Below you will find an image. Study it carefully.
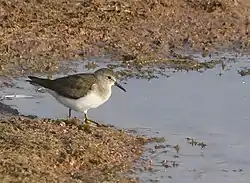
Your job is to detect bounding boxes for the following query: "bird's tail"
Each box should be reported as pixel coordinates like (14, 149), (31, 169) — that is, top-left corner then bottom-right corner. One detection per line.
(26, 76), (51, 88)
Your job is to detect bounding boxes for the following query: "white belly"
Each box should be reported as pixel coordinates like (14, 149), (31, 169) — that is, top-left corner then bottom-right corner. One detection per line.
(48, 89), (112, 113)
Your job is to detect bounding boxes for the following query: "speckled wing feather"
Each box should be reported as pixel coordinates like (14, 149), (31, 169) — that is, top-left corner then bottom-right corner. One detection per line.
(28, 73), (96, 99)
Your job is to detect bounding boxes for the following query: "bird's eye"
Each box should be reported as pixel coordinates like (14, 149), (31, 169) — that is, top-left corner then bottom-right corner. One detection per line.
(107, 76), (112, 79)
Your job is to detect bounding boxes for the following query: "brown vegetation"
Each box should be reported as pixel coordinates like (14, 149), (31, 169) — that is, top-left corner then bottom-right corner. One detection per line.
(0, 117), (148, 182)
(0, 0), (250, 75)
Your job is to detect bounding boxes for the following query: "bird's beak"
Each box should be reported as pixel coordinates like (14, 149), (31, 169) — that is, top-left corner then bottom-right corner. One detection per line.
(115, 82), (126, 92)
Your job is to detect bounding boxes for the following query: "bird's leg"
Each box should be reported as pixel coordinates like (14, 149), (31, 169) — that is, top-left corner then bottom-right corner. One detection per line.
(68, 109), (72, 118)
(84, 113), (100, 126)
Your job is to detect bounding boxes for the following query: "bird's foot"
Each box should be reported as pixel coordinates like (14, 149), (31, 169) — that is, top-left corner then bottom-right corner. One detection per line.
(84, 117), (101, 127)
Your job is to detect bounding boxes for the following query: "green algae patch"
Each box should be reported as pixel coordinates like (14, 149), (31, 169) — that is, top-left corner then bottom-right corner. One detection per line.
(107, 56), (219, 80)
(238, 68), (250, 76)
(185, 137), (207, 149)
(0, 117), (151, 183)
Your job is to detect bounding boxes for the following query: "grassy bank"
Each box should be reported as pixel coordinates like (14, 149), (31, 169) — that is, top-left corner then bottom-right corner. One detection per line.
(0, 0), (250, 76)
(0, 117), (151, 183)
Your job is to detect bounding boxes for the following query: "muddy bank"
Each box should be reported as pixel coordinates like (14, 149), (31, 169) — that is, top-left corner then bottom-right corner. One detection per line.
(0, 116), (151, 183)
(0, 1), (250, 182)
(0, 102), (19, 118)
(0, 0), (250, 76)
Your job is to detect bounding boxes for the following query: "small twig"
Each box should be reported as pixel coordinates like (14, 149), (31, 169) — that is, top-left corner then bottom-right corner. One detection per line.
(0, 94), (35, 101)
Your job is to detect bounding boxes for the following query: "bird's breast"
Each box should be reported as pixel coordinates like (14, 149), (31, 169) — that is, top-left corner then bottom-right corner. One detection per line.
(78, 89), (111, 109)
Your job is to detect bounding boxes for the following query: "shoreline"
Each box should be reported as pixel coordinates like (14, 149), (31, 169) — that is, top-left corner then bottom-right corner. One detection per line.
(1, 0), (250, 182)
(1, 0), (250, 76)
(0, 108), (153, 183)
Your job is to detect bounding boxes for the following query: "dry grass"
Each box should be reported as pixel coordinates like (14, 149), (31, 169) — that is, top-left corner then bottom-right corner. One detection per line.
(0, 117), (148, 182)
(0, 0), (249, 76)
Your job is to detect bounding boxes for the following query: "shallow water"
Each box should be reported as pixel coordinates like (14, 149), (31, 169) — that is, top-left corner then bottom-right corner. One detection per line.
(1, 53), (250, 182)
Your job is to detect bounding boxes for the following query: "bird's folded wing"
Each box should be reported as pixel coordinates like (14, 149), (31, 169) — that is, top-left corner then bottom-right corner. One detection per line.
(49, 74), (96, 99)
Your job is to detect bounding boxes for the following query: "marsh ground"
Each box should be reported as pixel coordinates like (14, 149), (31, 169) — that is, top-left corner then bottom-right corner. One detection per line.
(0, 0), (250, 76)
(1, 0), (250, 182)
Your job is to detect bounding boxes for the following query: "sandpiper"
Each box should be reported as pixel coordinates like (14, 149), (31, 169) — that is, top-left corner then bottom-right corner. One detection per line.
(27, 68), (126, 126)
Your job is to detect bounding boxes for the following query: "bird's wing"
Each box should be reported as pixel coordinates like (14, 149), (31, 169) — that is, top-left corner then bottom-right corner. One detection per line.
(51, 73), (97, 99)
(28, 73), (96, 99)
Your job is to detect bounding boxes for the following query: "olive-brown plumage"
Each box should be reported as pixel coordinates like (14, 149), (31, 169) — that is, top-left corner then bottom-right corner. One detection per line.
(28, 73), (97, 99)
